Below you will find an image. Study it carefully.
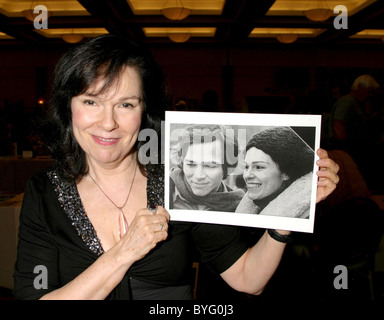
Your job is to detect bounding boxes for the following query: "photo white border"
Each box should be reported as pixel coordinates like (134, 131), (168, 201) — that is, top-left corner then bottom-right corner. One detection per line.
(164, 111), (322, 233)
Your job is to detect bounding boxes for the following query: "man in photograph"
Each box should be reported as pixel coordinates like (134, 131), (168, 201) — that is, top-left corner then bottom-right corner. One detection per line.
(169, 124), (245, 211)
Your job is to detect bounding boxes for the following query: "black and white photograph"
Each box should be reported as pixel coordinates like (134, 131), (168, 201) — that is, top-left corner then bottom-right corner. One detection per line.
(165, 111), (321, 233)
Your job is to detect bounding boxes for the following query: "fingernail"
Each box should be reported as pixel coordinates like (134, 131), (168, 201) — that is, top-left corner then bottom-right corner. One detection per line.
(148, 204), (158, 214)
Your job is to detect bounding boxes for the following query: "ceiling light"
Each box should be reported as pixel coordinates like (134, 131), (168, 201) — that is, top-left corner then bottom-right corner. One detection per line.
(304, 8), (333, 22)
(162, 0), (191, 20)
(276, 34), (299, 44)
(162, 7), (191, 20)
(168, 33), (191, 43)
(61, 34), (84, 44)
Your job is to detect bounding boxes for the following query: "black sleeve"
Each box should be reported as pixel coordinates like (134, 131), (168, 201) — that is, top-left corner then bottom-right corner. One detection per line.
(190, 223), (249, 275)
(13, 177), (60, 300)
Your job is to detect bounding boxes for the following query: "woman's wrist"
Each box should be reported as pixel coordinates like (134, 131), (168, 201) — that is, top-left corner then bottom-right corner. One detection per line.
(267, 229), (292, 243)
(110, 241), (136, 270)
(275, 229), (291, 236)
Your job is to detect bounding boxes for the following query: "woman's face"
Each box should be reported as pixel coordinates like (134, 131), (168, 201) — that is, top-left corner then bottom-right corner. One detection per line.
(183, 140), (224, 197)
(243, 147), (288, 201)
(71, 66), (143, 168)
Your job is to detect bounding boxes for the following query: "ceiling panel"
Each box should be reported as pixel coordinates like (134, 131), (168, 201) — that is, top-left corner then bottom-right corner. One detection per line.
(143, 27), (216, 37)
(350, 29), (384, 39)
(127, 0), (226, 15)
(0, 31), (13, 39)
(267, 0), (377, 17)
(35, 27), (108, 38)
(0, 0), (383, 45)
(250, 28), (325, 38)
(0, 0), (90, 17)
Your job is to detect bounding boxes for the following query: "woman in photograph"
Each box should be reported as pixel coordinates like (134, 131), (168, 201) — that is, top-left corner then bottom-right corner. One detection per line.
(169, 124), (245, 211)
(236, 126), (314, 218)
(13, 35), (339, 300)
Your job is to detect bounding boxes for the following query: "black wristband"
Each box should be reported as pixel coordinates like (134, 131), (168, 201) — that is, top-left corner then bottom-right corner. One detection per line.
(267, 229), (292, 243)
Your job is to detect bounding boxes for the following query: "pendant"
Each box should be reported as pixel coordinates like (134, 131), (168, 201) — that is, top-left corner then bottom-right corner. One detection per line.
(118, 209), (129, 238)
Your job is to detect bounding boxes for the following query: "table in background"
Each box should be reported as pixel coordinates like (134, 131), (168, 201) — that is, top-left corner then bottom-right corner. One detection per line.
(0, 194), (23, 289)
(0, 156), (54, 193)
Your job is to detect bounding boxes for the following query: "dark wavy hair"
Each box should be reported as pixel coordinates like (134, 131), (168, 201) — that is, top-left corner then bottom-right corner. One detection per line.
(42, 35), (166, 181)
(175, 124), (239, 179)
(245, 126), (314, 182)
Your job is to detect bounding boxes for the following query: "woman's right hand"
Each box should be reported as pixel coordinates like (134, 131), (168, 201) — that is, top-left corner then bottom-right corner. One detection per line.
(116, 206), (170, 266)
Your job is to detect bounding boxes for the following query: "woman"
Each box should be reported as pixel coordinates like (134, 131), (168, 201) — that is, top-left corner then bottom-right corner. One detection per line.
(169, 124), (245, 211)
(13, 35), (339, 300)
(236, 127), (315, 218)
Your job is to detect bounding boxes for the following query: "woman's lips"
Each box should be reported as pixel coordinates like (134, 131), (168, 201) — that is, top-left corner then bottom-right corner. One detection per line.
(92, 135), (120, 146)
(246, 182), (262, 190)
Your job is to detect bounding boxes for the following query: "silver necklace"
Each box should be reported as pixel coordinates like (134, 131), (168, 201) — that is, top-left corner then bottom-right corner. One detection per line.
(89, 162), (137, 237)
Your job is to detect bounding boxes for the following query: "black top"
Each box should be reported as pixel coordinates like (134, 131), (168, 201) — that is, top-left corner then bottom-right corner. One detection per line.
(13, 164), (249, 300)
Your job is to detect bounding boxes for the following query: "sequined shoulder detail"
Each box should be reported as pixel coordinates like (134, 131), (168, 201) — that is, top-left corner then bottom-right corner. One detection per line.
(46, 165), (165, 256)
(146, 164), (165, 208)
(47, 170), (104, 256)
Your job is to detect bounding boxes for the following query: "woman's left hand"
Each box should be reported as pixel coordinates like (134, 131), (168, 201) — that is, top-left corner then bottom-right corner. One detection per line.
(316, 148), (340, 203)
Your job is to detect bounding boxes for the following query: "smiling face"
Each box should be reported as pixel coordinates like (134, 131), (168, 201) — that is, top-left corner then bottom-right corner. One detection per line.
(243, 147), (288, 201)
(183, 140), (224, 197)
(71, 66), (143, 168)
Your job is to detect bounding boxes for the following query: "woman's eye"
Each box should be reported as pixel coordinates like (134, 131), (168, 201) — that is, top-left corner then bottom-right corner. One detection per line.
(121, 103), (133, 108)
(84, 100), (96, 106)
